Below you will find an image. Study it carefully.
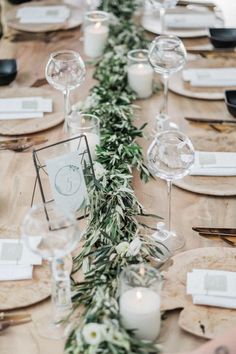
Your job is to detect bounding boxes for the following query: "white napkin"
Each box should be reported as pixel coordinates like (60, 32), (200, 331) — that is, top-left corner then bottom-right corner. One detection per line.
(190, 151), (236, 176)
(183, 68), (236, 87)
(166, 12), (216, 29)
(193, 294), (236, 309)
(17, 6), (70, 24)
(0, 112), (43, 120)
(187, 269), (236, 309)
(0, 264), (33, 281)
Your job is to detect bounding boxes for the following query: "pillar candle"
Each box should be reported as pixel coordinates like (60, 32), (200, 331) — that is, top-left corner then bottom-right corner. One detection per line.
(128, 63), (153, 99)
(84, 22), (109, 58)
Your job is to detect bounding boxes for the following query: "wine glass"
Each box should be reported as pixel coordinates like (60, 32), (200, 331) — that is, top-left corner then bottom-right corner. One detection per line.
(147, 130), (195, 250)
(148, 35), (186, 131)
(21, 201), (80, 339)
(149, 0), (179, 34)
(45, 50), (86, 131)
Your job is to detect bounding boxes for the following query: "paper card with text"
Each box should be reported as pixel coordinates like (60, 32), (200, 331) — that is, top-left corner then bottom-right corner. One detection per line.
(46, 151), (89, 215)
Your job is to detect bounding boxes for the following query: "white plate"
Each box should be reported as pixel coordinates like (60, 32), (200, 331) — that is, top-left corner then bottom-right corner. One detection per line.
(141, 5), (223, 38)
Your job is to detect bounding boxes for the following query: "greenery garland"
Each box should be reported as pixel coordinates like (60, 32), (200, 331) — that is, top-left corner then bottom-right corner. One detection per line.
(65, 1), (163, 353)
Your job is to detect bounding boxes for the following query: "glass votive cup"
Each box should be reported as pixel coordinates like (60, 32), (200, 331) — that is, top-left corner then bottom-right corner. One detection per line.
(127, 49), (154, 99)
(83, 10), (109, 58)
(67, 112), (100, 160)
(119, 263), (162, 341)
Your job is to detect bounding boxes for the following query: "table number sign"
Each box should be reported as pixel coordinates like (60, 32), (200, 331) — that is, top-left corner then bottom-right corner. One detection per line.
(46, 151), (89, 214)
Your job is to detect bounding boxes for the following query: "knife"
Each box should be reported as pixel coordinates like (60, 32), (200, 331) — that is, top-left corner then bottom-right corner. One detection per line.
(193, 227), (236, 235)
(0, 136), (48, 147)
(185, 117), (236, 125)
(178, 0), (216, 10)
(0, 312), (31, 321)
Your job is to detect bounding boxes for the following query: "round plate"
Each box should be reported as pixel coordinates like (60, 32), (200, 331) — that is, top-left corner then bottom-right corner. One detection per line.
(0, 87), (63, 136)
(169, 57), (236, 101)
(162, 247), (236, 339)
(0, 256), (73, 311)
(141, 5), (223, 38)
(6, 1), (83, 33)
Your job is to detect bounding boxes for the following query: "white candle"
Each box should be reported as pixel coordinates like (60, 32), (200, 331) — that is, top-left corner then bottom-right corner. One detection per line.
(127, 63), (153, 99)
(84, 22), (109, 58)
(70, 132), (100, 160)
(119, 287), (161, 341)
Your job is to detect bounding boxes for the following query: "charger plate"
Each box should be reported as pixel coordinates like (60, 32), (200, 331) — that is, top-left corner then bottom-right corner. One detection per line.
(161, 247), (236, 339)
(6, 1), (83, 33)
(0, 87), (63, 136)
(0, 255), (72, 311)
(141, 5), (223, 38)
(169, 57), (236, 101)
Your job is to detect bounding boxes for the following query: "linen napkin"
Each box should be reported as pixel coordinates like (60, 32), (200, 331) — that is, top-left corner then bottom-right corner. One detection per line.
(166, 11), (216, 29)
(0, 238), (42, 265)
(0, 97), (52, 120)
(190, 151), (236, 176)
(0, 264), (33, 281)
(187, 269), (236, 309)
(183, 68), (236, 87)
(17, 6), (70, 24)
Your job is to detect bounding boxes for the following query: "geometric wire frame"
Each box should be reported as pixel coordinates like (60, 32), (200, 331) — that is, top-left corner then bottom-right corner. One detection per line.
(31, 134), (96, 222)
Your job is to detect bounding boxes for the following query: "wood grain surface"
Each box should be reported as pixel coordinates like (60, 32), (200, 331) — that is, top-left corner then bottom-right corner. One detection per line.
(0, 0), (236, 353)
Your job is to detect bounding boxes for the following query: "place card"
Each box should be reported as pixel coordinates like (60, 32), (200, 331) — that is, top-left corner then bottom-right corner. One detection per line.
(187, 269), (236, 298)
(0, 264), (33, 281)
(0, 238), (42, 265)
(183, 68), (236, 87)
(46, 151), (89, 214)
(17, 6), (70, 24)
(166, 12), (215, 29)
(190, 151), (236, 176)
(0, 97), (52, 113)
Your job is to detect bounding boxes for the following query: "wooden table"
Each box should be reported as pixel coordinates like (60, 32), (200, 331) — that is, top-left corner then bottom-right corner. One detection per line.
(0, 1), (236, 353)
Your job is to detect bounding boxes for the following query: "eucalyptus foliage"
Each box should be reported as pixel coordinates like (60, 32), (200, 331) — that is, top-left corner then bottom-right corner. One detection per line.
(65, 1), (161, 353)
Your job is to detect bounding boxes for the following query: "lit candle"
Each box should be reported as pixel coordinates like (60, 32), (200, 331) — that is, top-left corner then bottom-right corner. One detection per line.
(84, 22), (109, 58)
(127, 63), (154, 99)
(119, 286), (161, 341)
(70, 132), (100, 160)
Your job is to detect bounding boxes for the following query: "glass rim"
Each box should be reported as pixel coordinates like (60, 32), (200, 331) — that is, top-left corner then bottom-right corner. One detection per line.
(84, 10), (109, 22)
(49, 50), (84, 63)
(68, 112), (100, 130)
(127, 49), (149, 62)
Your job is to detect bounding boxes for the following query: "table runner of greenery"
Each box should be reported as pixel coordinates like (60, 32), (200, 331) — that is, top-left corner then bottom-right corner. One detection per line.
(66, 1), (162, 353)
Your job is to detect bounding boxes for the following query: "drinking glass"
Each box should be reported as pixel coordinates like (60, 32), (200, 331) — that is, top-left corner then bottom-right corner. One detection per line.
(21, 201), (80, 339)
(149, 0), (178, 34)
(45, 50), (86, 131)
(147, 130), (195, 250)
(148, 35), (186, 129)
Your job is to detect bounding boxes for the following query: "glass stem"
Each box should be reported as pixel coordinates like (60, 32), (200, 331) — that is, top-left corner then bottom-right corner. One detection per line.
(160, 73), (169, 119)
(166, 179), (172, 231)
(51, 258), (72, 325)
(63, 89), (71, 133)
(160, 7), (166, 34)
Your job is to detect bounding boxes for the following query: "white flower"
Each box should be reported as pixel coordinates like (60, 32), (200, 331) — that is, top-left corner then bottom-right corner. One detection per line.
(115, 241), (129, 256)
(82, 323), (104, 346)
(93, 162), (107, 180)
(127, 237), (142, 257)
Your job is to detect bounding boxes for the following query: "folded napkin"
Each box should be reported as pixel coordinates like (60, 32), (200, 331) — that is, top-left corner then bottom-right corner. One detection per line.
(17, 6), (70, 24)
(166, 11), (216, 29)
(0, 97), (52, 120)
(190, 151), (236, 176)
(0, 264), (33, 281)
(183, 68), (236, 87)
(187, 269), (236, 309)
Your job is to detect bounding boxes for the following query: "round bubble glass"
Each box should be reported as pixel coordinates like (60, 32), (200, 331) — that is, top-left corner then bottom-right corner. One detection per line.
(147, 130), (195, 250)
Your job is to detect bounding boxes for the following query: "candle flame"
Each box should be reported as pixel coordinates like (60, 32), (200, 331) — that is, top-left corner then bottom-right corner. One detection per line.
(136, 290), (142, 301)
(95, 22), (101, 29)
(139, 265), (145, 277)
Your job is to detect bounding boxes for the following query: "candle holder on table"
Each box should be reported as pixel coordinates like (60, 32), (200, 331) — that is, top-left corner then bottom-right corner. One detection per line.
(83, 10), (109, 58)
(119, 263), (162, 341)
(127, 49), (154, 99)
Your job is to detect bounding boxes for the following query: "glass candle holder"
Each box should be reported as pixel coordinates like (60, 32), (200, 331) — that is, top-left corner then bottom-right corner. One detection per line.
(119, 263), (162, 341)
(83, 11), (109, 58)
(68, 112), (100, 160)
(127, 49), (154, 99)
